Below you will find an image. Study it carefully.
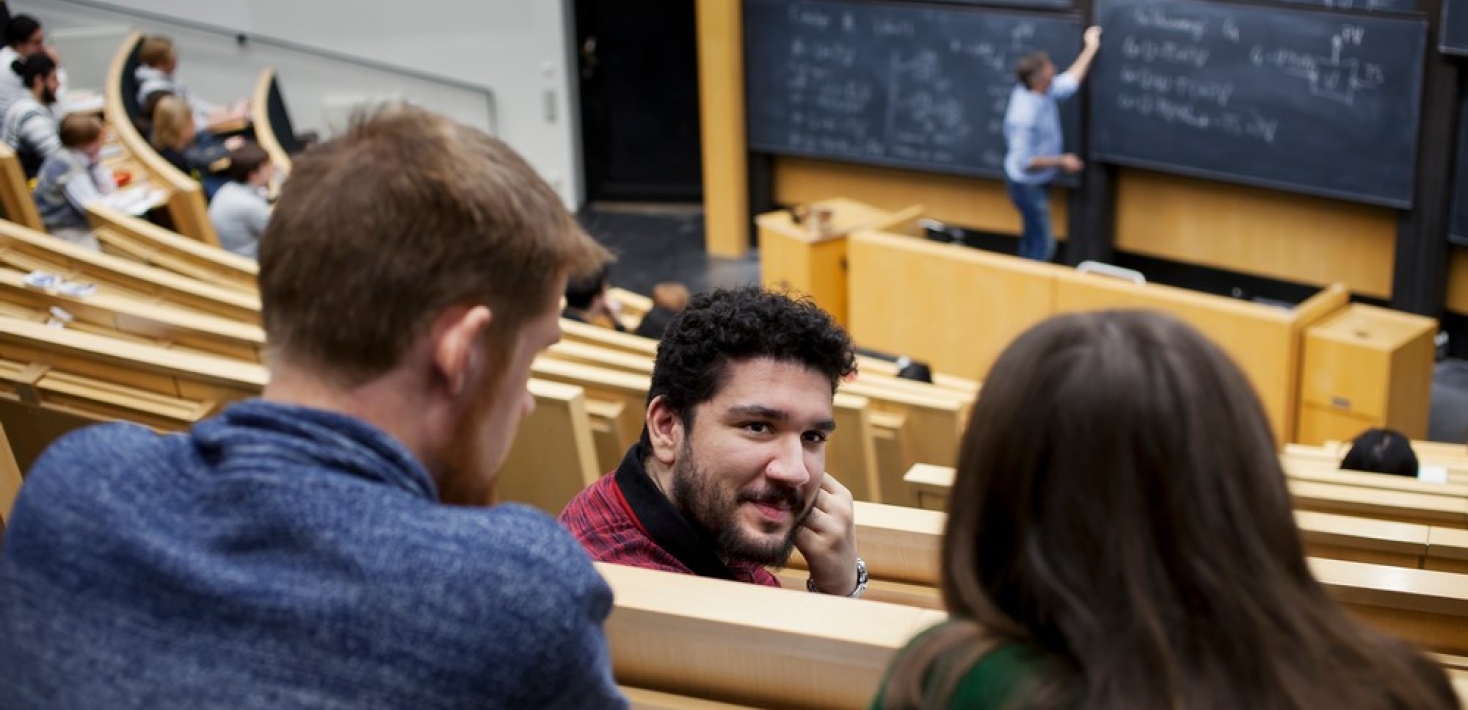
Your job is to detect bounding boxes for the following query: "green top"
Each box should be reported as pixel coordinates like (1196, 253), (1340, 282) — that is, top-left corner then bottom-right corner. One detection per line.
(870, 623), (1047, 710)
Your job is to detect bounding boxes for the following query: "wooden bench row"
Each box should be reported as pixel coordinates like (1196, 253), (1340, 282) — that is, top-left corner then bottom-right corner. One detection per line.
(601, 557), (1468, 709)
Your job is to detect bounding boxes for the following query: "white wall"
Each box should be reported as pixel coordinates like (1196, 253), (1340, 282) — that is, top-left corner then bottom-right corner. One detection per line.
(18, 0), (585, 207)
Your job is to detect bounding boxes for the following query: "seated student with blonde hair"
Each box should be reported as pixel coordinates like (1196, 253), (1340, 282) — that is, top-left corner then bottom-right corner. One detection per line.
(873, 310), (1455, 710)
(134, 34), (247, 131)
(207, 142), (273, 258)
(32, 113), (114, 251)
(150, 94), (234, 199)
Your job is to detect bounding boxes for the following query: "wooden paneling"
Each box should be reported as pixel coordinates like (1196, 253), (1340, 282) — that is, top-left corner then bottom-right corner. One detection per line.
(1115, 168), (1397, 298)
(846, 230), (1059, 380)
(773, 157), (1069, 240)
(1447, 247), (1468, 315)
(696, 0), (749, 257)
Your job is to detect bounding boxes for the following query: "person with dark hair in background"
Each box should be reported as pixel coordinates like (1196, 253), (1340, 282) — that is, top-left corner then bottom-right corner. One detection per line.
(562, 261), (625, 331)
(632, 281), (690, 340)
(1340, 427), (1419, 478)
(893, 356), (933, 384)
(0, 51), (60, 177)
(33, 112), (114, 250)
(208, 141), (274, 258)
(0, 15), (63, 111)
(560, 287), (868, 598)
(872, 310), (1455, 710)
(1002, 26), (1100, 262)
(0, 104), (627, 710)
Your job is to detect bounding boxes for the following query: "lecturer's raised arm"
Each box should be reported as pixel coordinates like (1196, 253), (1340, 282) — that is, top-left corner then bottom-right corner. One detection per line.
(1064, 26), (1103, 84)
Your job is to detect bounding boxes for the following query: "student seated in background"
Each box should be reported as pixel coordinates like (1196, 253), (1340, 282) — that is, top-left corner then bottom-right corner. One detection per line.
(560, 287), (868, 598)
(562, 261), (625, 330)
(632, 281), (690, 339)
(872, 310), (1455, 710)
(1341, 427), (1419, 478)
(0, 51), (60, 177)
(0, 15), (64, 112)
(208, 142), (273, 258)
(33, 113), (114, 251)
(0, 105), (626, 710)
(150, 94), (235, 199)
(134, 34), (247, 131)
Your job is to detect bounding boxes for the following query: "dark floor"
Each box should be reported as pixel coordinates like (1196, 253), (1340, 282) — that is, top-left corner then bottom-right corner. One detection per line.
(576, 205), (1468, 445)
(576, 204), (759, 296)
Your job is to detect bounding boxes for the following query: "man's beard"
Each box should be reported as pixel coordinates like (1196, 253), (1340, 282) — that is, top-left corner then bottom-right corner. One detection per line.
(40, 87), (55, 105)
(670, 440), (811, 568)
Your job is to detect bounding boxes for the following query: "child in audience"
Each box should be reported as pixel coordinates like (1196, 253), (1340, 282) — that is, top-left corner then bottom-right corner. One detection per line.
(150, 94), (236, 198)
(1, 51), (60, 177)
(207, 142), (273, 258)
(873, 310), (1455, 710)
(1341, 427), (1419, 478)
(134, 35), (247, 131)
(632, 281), (690, 339)
(33, 113), (114, 251)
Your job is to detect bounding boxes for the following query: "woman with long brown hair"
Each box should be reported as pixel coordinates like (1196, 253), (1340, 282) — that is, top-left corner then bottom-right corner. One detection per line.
(874, 310), (1455, 710)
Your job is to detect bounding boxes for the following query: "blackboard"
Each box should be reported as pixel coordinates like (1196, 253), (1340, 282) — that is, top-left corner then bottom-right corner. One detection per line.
(1444, 0), (1468, 55)
(1451, 89), (1468, 245)
(1091, 0), (1427, 208)
(1272, 0), (1416, 12)
(744, 0), (1083, 182)
(926, 0), (1072, 7)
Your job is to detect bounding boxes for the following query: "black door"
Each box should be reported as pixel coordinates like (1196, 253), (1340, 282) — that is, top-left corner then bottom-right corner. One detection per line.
(575, 0), (703, 204)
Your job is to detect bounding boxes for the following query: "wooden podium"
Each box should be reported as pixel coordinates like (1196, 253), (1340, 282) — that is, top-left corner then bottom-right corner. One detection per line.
(1298, 304), (1437, 444)
(756, 198), (921, 327)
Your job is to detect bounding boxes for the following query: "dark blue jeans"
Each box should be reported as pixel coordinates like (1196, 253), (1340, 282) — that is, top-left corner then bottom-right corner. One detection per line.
(1007, 180), (1054, 262)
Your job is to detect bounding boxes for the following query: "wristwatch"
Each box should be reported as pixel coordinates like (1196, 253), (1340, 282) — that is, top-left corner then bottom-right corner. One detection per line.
(807, 557), (868, 598)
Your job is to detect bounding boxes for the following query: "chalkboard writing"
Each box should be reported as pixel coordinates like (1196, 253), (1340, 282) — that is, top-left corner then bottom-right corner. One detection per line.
(1271, 0), (1416, 12)
(744, 0), (1083, 181)
(1444, 0), (1468, 55)
(1091, 0), (1426, 208)
(1450, 89), (1468, 245)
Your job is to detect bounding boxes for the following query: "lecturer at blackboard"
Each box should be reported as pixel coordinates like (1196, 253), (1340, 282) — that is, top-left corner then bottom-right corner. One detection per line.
(1003, 26), (1101, 262)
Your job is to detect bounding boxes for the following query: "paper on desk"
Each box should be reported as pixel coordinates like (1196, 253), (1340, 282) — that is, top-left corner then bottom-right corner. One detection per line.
(1418, 465), (1449, 484)
(102, 187), (166, 216)
(61, 91), (105, 116)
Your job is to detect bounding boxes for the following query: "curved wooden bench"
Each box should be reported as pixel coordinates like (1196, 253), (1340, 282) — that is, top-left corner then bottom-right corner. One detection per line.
(104, 31), (218, 246)
(0, 219), (260, 323)
(86, 202), (257, 292)
(0, 144), (41, 230)
(252, 67), (293, 177)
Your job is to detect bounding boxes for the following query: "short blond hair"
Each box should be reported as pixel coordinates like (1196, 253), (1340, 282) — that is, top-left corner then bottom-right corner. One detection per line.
(137, 35), (175, 68)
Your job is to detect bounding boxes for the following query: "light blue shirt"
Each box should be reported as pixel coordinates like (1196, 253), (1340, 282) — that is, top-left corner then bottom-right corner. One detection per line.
(1003, 71), (1079, 185)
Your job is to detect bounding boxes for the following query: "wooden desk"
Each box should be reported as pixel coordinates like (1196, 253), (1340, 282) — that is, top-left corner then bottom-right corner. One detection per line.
(1298, 304), (1437, 444)
(758, 198), (921, 327)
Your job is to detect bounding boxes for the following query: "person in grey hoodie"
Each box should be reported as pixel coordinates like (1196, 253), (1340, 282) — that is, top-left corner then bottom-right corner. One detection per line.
(208, 141), (273, 258)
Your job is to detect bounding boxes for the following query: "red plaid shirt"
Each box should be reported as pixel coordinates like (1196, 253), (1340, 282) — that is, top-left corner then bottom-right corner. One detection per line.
(558, 445), (778, 587)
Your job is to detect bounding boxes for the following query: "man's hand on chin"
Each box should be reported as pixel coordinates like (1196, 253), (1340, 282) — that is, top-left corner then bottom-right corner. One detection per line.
(794, 473), (860, 595)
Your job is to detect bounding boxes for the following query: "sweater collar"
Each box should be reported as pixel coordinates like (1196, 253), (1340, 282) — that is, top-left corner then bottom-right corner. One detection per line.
(192, 399), (439, 501)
